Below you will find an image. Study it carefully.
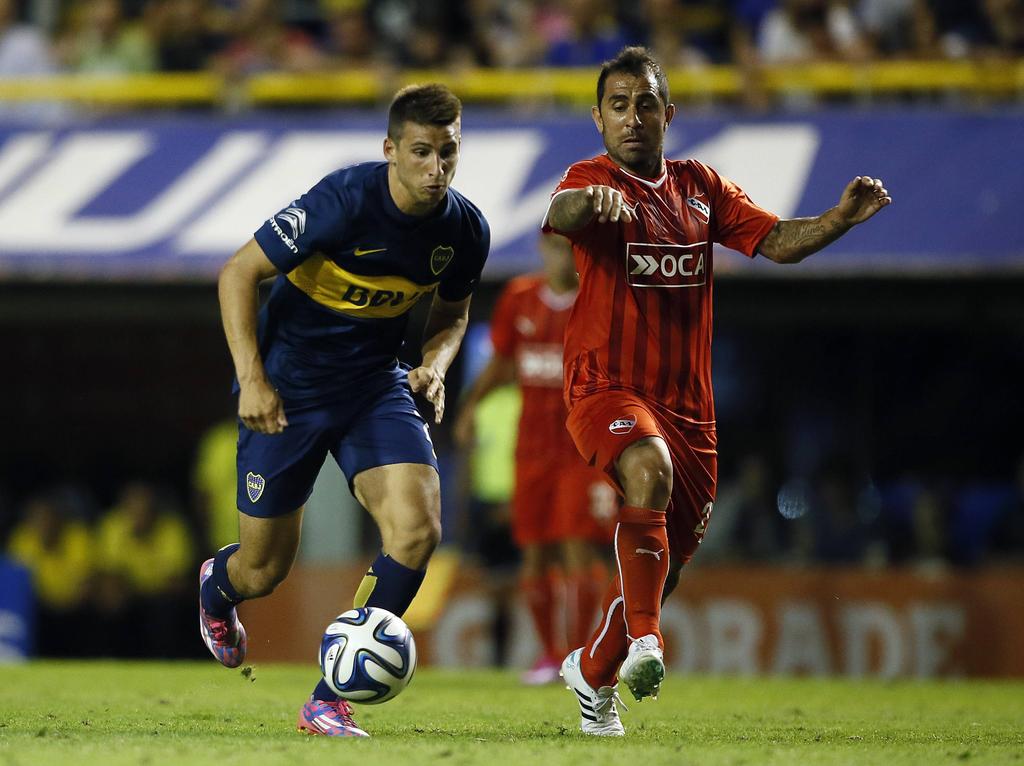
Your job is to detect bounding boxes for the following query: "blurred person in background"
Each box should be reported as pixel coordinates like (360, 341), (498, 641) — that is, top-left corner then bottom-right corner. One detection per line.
(6, 493), (95, 657)
(464, 0), (548, 68)
(633, 0), (737, 67)
(58, 0), (156, 74)
(457, 382), (522, 665)
(913, 0), (998, 58)
(543, 0), (629, 66)
(198, 83), (489, 738)
(320, 0), (381, 69)
(543, 45), (891, 734)
(0, 0), (57, 76)
(855, 0), (921, 57)
(366, 0), (474, 67)
(93, 481), (193, 657)
(147, 0), (223, 71)
(215, 0), (322, 76)
(455, 233), (616, 685)
(795, 457), (884, 566)
(988, 452), (1024, 561)
(983, 0), (1024, 54)
(699, 452), (790, 562)
(193, 418), (239, 551)
(758, 0), (870, 64)
(0, 0), (63, 121)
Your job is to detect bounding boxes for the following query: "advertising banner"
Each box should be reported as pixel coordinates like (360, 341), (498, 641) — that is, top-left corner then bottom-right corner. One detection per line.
(241, 563), (1024, 678)
(0, 110), (1021, 279)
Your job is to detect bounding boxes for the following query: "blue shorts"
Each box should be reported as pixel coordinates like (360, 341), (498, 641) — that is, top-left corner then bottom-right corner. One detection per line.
(235, 373), (438, 517)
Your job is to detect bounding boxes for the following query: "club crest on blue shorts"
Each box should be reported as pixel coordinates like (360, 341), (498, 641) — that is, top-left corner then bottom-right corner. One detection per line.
(246, 472), (266, 503)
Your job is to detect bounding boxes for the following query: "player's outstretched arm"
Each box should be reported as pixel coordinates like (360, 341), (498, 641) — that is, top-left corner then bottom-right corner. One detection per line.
(410, 293), (472, 424)
(547, 185), (634, 231)
(219, 238), (288, 434)
(758, 176), (891, 264)
(452, 354), (516, 448)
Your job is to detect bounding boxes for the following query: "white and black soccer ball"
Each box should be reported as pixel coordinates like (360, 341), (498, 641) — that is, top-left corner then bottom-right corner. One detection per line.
(319, 607), (417, 704)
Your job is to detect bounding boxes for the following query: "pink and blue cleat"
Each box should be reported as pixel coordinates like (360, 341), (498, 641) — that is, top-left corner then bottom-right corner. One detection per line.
(297, 696), (369, 737)
(198, 558), (247, 668)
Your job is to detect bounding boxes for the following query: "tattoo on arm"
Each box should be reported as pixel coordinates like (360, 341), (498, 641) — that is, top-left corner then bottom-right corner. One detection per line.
(759, 210), (850, 264)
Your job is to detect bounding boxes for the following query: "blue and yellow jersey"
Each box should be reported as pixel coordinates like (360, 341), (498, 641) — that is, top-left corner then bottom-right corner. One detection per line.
(251, 161), (490, 405)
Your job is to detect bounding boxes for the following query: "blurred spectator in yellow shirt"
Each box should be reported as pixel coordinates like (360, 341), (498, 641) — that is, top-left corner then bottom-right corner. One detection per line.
(58, 0), (156, 74)
(6, 493), (94, 656)
(94, 481), (193, 657)
(192, 419), (239, 550)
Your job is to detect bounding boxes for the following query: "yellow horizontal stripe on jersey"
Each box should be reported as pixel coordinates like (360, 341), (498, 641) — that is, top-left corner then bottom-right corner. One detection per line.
(287, 255), (438, 319)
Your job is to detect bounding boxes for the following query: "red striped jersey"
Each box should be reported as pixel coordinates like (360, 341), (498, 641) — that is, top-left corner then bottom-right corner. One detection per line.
(490, 274), (580, 460)
(543, 153), (778, 429)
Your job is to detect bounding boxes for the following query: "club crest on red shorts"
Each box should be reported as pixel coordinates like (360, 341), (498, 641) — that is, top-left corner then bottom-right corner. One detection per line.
(608, 416), (637, 435)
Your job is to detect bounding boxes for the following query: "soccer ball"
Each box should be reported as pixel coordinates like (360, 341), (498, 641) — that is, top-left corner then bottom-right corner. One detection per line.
(319, 607), (417, 704)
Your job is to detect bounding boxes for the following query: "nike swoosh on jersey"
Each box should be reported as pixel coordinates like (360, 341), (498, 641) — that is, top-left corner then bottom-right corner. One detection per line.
(353, 246), (387, 256)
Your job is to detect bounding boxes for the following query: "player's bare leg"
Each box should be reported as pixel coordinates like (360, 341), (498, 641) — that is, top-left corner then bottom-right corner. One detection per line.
(300, 463), (440, 738)
(229, 509), (304, 596)
(354, 462), (441, 571)
(199, 508), (303, 668)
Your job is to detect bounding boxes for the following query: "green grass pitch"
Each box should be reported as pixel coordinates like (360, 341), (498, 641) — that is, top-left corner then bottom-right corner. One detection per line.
(1, 662), (1021, 765)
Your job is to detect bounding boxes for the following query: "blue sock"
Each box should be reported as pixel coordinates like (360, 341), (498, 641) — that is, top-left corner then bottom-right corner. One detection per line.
(313, 552), (426, 702)
(357, 552), (426, 617)
(201, 543), (243, 618)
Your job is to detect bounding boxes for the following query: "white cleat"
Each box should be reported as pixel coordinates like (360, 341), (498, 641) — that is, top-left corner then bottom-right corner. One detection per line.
(560, 648), (626, 737)
(618, 633), (665, 701)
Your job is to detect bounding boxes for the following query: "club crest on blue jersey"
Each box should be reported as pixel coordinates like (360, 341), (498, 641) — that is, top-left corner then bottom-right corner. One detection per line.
(246, 472), (266, 503)
(430, 245), (454, 275)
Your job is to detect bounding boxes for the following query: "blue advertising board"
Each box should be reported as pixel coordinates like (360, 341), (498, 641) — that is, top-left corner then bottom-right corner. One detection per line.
(0, 109), (1020, 279)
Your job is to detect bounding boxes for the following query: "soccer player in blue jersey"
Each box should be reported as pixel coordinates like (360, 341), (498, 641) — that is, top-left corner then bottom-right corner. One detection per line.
(197, 84), (490, 737)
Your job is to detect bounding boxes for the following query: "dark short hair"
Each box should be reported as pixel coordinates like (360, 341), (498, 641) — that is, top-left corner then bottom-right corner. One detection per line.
(387, 84), (462, 141)
(596, 46), (670, 109)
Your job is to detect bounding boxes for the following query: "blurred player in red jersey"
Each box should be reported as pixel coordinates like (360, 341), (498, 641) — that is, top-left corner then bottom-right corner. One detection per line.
(456, 233), (616, 685)
(544, 46), (892, 735)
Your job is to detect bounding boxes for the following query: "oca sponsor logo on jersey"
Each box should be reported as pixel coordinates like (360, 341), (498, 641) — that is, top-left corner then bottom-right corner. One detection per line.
(608, 416), (637, 435)
(626, 242), (707, 288)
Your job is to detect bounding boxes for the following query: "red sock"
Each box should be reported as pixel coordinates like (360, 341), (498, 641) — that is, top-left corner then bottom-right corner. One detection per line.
(566, 563), (605, 649)
(581, 575), (627, 688)
(522, 573), (560, 660)
(615, 505), (669, 647)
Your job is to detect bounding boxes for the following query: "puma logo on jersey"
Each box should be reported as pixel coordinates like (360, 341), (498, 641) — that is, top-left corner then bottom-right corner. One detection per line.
(635, 547), (664, 560)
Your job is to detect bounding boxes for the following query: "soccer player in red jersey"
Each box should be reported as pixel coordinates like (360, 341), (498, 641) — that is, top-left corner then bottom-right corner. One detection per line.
(456, 233), (616, 684)
(544, 47), (892, 735)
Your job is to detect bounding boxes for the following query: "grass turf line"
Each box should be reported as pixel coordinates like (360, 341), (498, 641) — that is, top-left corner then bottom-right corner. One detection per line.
(1, 662), (1022, 766)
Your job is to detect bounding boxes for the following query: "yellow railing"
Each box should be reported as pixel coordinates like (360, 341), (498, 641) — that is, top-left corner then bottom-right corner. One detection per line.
(0, 60), (1021, 105)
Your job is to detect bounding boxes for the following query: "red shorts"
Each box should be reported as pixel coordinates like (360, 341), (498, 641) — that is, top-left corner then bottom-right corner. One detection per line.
(512, 457), (617, 547)
(565, 390), (718, 564)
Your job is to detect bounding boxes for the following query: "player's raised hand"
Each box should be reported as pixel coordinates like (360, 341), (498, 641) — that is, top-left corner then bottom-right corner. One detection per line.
(238, 377), (288, 434)
(586, 185), (634, 224)
(837, 176), (891, 226)
(409, 366), (446, 423)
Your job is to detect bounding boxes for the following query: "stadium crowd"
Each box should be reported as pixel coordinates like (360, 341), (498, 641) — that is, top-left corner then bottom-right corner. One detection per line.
(0, 0), (1021, 79)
